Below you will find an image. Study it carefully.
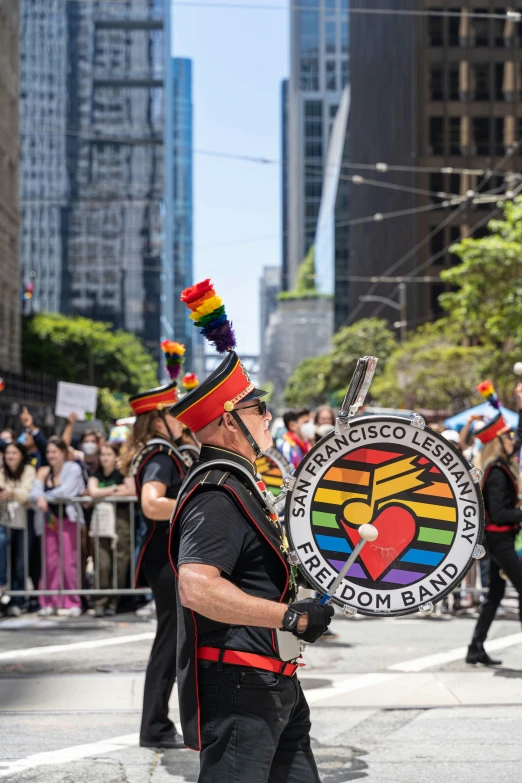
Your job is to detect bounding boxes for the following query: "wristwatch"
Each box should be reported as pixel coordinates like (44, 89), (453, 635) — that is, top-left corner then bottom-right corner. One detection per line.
(281, 606), (301, 631)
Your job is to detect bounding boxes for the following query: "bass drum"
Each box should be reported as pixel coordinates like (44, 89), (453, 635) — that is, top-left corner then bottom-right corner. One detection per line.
(285, 415), (484, 616)
(256, 446), (292, 497)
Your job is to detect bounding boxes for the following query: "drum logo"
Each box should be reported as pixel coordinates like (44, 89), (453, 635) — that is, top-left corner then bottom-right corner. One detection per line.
(256, 447), (291, 496)
(286, 418), (483, 615)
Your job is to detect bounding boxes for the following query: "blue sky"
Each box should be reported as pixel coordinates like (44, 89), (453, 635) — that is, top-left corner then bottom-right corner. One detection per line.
(172, 2), (288, 355)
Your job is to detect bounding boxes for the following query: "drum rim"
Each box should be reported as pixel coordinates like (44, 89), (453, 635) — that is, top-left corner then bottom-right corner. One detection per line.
(285, 414), (485, 616)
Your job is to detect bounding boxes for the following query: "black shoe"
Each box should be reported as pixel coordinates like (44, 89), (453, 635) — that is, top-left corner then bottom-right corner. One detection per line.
(466, 642), (502, 666)
(140, 730), (185, 750)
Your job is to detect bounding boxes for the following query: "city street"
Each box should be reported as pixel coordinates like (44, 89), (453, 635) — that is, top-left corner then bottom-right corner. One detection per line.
(2, 607), (522, 783)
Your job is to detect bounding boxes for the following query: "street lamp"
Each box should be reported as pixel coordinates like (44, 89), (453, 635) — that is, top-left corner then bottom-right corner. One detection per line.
(359, 282), (407, 341)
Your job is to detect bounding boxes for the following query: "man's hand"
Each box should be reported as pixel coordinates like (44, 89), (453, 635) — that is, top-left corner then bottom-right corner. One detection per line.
(20, 406), (35, 431)
(287, 598), (335, 643)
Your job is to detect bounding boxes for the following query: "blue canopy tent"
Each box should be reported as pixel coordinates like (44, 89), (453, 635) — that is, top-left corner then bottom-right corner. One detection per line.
(444, 403), (518, 432)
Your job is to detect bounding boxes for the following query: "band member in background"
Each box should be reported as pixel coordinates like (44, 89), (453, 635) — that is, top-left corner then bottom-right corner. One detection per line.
(121, 380), (186, 749)
(169, 279), (333, 782)
(466, 382), (522, 666)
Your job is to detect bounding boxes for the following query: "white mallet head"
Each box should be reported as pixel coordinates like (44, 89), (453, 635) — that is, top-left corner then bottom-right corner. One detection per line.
(514, 362), (522, 376)
(359, 523), (378, 542)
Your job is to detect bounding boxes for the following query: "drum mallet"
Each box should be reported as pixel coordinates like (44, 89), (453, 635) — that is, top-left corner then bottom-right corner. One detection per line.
(320, 524), (378, 605)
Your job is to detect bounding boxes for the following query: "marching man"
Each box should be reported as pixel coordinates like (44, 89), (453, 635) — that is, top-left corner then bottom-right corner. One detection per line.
(169, 280), (334, 782)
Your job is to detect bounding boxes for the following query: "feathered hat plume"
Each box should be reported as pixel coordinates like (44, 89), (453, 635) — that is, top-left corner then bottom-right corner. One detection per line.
(180, 278), (236, 353)
(477, 379), (501, 411)
(161, 340), (185, 380)
(182, 372), (199, 391)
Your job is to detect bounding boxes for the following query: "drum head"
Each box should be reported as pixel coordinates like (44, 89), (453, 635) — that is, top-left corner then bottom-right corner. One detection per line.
(256, 447), (292, 496)
(286, 415), (484, 616)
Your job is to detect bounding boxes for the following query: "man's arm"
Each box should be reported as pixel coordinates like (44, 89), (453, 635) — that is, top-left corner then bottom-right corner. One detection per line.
(178, 563), (307, 632)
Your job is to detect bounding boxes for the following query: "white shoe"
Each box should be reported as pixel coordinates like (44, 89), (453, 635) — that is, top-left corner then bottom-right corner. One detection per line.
(58, 607), (82, 617)
(37, 606), (56, 617)
(136, 600), (156, 618)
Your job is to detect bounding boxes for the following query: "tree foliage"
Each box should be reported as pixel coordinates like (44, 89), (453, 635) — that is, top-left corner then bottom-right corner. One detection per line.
(22, 313), (158, 424)
(284, 355), (332, 407)
(278, 245), (322, 300)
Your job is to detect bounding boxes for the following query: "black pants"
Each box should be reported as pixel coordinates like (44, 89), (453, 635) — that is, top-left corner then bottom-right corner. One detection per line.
(139, 548), (178, 744)
(472, 531), (522, 644)
(198, 662), (320, 783)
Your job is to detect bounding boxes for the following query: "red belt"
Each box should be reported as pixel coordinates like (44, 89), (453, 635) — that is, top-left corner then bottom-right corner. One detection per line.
(485, 524), (515, 533)
(197, 646), (299, 677)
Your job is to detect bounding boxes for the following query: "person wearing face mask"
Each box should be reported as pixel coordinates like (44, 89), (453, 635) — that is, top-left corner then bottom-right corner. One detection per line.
(79, 430), (101, 476)
(466, 383), (522, 665)
(120, 377), (187, 750)
(279, 408), (312, 468)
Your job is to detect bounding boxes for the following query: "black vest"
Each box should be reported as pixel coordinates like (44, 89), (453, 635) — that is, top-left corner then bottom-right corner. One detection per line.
(132, 437), (186, 588)
(169, 445), (295, 751)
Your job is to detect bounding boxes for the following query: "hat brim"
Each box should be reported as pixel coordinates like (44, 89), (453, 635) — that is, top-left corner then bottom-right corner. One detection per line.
(241, 388), (268, 402)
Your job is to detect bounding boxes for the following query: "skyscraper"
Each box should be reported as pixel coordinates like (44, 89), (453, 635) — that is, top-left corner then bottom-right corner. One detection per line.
(281, 79), (289, 290)
(287, 0), (349, 289)
(171, 58), (195, 369)
(348, 1), (520, 330)
(0, 0), (21, 372)
(19, 0), (180, 365)
(20, 0), (68, 315)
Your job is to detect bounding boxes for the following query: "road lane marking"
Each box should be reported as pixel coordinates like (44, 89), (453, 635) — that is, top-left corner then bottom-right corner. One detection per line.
(0, 733), (141, 778)
(305, 672), (397, 704)
(0, 632), (155, 661)
(388, 632), (522, 672)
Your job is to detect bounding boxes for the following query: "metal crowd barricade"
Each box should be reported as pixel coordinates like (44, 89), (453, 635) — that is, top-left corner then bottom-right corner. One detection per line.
(0, 495), (151, 599)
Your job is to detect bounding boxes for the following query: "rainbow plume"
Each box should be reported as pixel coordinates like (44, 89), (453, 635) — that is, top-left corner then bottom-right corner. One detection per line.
(161, 341), (185, 380)
(180, 278), (236, 353)
(182, 372), (199, 391)
(477, 379), (501, 411)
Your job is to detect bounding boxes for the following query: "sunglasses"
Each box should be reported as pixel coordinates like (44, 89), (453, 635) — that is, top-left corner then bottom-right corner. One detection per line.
(219, 400), (267, 425)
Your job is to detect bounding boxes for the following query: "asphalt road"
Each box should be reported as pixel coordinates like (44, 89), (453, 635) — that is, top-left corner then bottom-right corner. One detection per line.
(1, 607), (522, 782)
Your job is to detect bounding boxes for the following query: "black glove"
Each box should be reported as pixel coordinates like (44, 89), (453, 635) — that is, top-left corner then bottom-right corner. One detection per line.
(282, 598), (334, 644)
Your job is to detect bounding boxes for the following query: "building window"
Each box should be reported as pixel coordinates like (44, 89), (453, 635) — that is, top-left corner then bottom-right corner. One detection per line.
(472, 9), (489, 47)
(449, 66), (460, 100)
(449, 226), (462, 266)
(472, 117), (491, 155)
(300, 4), (319, 53)
(430, 67), (444, 100)
(305, 180), (322, 199)
(448, 9), (460, 46)
(341, 58), (348, 86)
(326, 60), (336, 91)
(305, 140), (323, 158)
(428, 11), (444, 46)
(429, 117), (444, 155)
(305, 100), (322, 118)
(449, 117), (461, 155)
(495, 63), (505, 100)
(325, 21), (336, 53)
(329, 104), (338, 118)
(473, 64), (490, 100)
(340, 20), (348, 53)
(305, 119), (322, 138)
(326, 0), (336, 11)
(430, 172), (444, 201)
(450, 173), (461, 195)
(494, 117), (505, 155)
(430, 226), (445, 257)
(301, 57), (319, 91)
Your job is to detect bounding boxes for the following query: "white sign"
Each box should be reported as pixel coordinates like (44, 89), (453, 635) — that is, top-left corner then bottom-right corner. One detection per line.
(55, 382), (98, 421)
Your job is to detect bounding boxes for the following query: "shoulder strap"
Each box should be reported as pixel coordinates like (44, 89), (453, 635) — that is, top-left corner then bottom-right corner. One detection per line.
(133, 440), (186, 492)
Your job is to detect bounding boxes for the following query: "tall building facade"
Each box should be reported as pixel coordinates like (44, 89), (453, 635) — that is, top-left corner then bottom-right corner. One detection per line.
(19, 0), (188, 366)
(281, 79), (289, 290)
(349, 1), (521, 330)
(20, 0), (68, 314)
(171, 58), (195, 368)
(0, 0), (21, 372)
(287, 0), (349, 289)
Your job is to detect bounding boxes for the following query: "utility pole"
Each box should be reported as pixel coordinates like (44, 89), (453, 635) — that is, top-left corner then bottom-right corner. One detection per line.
(357, 275), (440, 341)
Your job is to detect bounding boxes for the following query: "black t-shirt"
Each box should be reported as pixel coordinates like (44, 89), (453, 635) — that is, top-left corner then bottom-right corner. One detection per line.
(141, 453), (183, 500)
(94, 468), (125, 488)
(178, 489), (285, 656)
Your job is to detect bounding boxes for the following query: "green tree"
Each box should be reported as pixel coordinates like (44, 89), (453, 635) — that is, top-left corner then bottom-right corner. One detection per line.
(22, 313), (158, 424)
(284, 355), (332, 407)
(279, 245), (321, 300)
(371, 322), (483, 412)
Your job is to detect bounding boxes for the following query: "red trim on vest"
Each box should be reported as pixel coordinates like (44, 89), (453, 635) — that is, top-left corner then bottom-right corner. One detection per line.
(485, 524), (514, 533)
